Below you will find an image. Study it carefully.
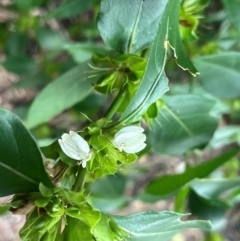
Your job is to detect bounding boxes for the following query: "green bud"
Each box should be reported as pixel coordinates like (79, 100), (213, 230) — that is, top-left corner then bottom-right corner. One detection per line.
(46, 196), (64, 216)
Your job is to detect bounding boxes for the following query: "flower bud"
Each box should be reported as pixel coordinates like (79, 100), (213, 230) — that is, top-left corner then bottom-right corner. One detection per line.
(58, 131), (91, 168)
(112, 126), (146, 154)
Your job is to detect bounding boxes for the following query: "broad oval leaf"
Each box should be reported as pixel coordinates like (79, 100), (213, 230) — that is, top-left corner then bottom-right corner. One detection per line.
(194, 52), (240, 99)
(27, 62), (96, 129)
(97, 0), (168, 53)
(149, 94), (219, 155)
(0, 108), (53, 197)
(112, 211), (211, 241)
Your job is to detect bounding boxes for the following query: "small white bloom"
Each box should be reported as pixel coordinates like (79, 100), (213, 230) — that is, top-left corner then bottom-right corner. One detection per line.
(58, 131), (91, 168)
(112, 126), (146, 154)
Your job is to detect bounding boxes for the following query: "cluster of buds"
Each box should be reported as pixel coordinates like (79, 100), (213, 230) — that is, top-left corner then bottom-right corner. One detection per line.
(58, 126), (146, 168)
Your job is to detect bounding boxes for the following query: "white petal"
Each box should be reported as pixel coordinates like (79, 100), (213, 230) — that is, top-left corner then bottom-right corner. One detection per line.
(114, 131), (145, 150)
(70, 131), (90, 154)
(124, 133), (146, 146)
(114, 126), (144, 138)
(112, 125), (146, 153)
(61, 134), (84, 159)
(58, 139), (78, 160)
(58, 131), (90, 161)
(61, 133), (79, 153)
(123, 142), (146, 153)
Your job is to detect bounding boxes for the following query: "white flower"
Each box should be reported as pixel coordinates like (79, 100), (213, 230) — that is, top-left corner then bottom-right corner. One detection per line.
(58, 131), (91, 168)
(112, 126), (146, 154)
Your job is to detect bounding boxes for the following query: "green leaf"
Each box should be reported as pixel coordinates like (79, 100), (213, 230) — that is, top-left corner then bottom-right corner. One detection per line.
(62, 217), (94, 241)
(66, 203), (101, 229)
(64, 43), (109, 63)
(119, 0), (197, 124)
(90, 197), (127, 213)
(45, 0), (94, 20)
(93, 214), (129, 241)
(194, 52), (240, 99)
(112, 211), (211, 241)
(97, 0), (168, 53)
(221, 0), (240, 32)
(20, 209), (61, 240)
(209, 125), (240, 148)
(145, 149), (238, 196)
(36, 27), (66, 52)
(0, 204), (11, 215)
(58, 188), (85, 207)
(27, 62), (96, 129)
(190, 177), (240, 201)
(6, 32), (29, 57)
(15, 0), (47, 11)
(0, 109), (53, 197)
(149, 94), (219, 155)
(3, 56), (37, 75)
(188, 190), (226, 231)
(90, 174), (127, 199)
(89, 174), (128, 212)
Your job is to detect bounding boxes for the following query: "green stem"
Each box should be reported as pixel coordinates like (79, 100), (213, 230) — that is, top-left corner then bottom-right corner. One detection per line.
(104, 87), (126, 120)
(73, 166), (86, 192)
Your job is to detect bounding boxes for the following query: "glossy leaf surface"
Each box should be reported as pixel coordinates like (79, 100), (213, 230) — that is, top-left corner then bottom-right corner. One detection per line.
(97, 0), (168, 53)
(120, 0), (197, 124)
(0, 109), (53, 197)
